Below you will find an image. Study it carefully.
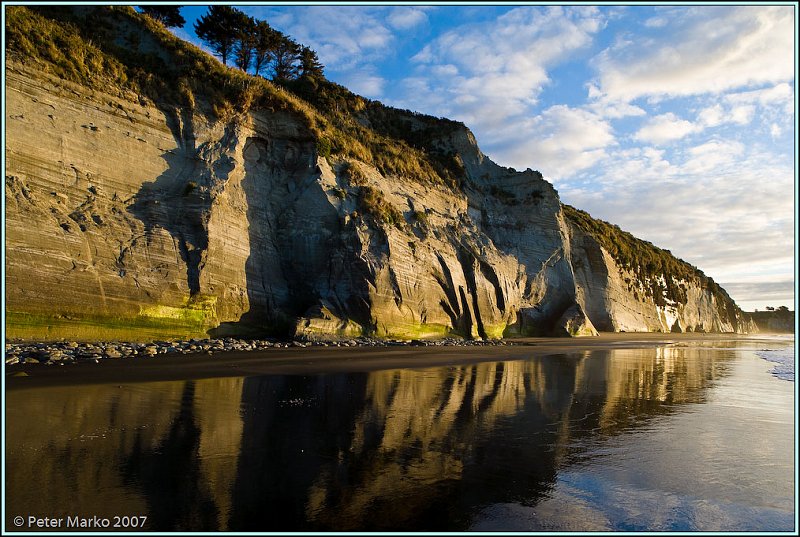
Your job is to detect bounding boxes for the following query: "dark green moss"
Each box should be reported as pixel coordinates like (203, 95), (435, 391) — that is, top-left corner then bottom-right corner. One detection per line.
(5, 311), (209, 342)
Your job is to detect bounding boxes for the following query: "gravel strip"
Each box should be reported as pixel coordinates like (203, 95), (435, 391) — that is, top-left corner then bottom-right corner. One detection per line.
(5, 336), (515, 365)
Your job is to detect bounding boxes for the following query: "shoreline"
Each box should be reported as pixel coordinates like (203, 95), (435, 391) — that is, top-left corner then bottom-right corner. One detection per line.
(6, 333), (790, 390)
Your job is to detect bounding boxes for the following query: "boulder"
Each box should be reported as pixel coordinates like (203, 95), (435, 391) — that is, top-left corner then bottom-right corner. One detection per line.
(556, 303), (598, 337)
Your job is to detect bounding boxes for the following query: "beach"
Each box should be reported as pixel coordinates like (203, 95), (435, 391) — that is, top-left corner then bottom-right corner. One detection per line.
(4, 332), (775, 388)
(5, 333), (795, 532)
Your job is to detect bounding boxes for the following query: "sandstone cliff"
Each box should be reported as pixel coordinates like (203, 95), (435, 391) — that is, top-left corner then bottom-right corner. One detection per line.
(4, 6), (754, 340)
(747, 309), (794, 333)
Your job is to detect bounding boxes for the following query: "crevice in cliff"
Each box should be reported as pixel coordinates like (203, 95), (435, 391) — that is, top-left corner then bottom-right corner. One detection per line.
(457, 248), (486, 340)
(434, 252), (472, 336)
(478, 258), (505, 314)
(165, 106), (196, 154)
(457, 287), (474, 338)
(433, 252), (461, 317)
(387, 266), (403, 307)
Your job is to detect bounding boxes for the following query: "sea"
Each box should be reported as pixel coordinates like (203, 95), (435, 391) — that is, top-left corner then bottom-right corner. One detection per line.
(5, 334), (795, 532)
(754, 334), (795, 381)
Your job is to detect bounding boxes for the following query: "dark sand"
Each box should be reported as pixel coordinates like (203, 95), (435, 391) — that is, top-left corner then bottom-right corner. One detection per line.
(6, 333), (777, 390)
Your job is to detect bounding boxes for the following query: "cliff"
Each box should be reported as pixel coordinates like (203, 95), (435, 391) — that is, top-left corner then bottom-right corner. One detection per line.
(4, 6), (755, 341)
(747, 309), (794, 333)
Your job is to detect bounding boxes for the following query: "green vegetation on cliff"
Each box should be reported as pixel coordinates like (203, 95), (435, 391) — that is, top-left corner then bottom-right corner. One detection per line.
(563, 204), (740, 324)
(5, 5), (464, 188)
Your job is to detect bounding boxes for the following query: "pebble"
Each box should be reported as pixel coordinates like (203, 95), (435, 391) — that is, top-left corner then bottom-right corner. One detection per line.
(3, 334), (518, 366)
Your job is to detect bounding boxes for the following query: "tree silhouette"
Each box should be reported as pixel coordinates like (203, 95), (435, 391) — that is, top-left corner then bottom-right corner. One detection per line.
(271, 37), (300, 81)
(252, 20), (280, 77)
(139, 6), (185, 28)
(234, 14), (257, 72)
(298, 46), (324, 79)
(194, 6), (324, 83)
(194, 6), (243, 66)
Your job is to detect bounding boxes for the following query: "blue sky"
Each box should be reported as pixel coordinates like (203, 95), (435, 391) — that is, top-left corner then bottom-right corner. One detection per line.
(171, 4), (795, 312)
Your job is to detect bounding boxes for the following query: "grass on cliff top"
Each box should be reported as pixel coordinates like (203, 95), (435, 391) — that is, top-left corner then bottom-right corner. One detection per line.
(5, 5), (465, 188)
(563, 204), (739, 320)
(5, 6), (316, 122)
(285, 76), (468, 187)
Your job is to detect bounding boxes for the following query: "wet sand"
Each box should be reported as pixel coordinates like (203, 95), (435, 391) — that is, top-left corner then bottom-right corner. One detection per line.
(5, 333), (778, 389)
(5, 332), (794, 531)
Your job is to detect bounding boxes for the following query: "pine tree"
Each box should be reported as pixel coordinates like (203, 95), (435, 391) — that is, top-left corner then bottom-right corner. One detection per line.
(139, 6), (185, 28)
(252, 20), (280, 77)
(233, 15), (256, 72)
(298, 46), (324, 79)
(272, 37), (300, 81)
(194, 6), (243, 66)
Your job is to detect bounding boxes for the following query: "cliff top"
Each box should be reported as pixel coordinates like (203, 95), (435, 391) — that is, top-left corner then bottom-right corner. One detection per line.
(5, 5), (470, 188)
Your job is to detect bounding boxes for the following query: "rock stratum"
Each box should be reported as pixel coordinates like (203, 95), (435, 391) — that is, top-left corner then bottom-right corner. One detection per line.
(4, 6), (754, 341)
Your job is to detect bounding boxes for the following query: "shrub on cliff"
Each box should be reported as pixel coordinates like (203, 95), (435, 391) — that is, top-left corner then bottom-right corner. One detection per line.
(358, 187), (404, 230)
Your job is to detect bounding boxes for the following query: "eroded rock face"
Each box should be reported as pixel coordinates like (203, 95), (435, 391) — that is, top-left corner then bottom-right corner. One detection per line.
(567, 222), (753, 334)
(555, 304), (599, 337)
(5, 63), (753, 340)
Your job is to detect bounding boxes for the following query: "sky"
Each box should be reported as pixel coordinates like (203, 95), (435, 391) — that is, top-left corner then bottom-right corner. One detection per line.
(171, 4), (796, 312)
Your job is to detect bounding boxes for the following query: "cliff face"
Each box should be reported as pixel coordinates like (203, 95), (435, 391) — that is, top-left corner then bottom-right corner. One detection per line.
(748, 309), (794, 333)
(4, 7), (754, 340)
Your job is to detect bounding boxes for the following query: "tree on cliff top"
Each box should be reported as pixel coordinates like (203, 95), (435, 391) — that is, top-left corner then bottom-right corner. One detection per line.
(194, 5), (243, 66)
(139, 6), (185, 28)
(271, 36), (301, 81)
(233, 14), (257, 72)
(299, 46), (324, 79)
(252, 20), (281, 77)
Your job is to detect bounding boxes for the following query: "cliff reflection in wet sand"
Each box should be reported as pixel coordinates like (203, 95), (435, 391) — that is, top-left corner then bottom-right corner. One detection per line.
(6, 344), (792, 531)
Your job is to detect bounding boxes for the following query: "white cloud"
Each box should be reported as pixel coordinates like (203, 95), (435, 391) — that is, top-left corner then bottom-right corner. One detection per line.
(716, 281), (794, 311)
(488, 105), (615, 179)
(697, 104), (724, 127)
(430, 64), (459, 77)
(339, 70), (385, 99)
(696, 84), (793, 131)
(387, 7), (428, 30)
(588, 96), (647, 119)
(593, 6), (794, 102)
(561, 141), (795, 309)
(644, 16), (668, 28)
(729, 104), (756, 125)
(682, 139), (745, 174)
(394, 6), (605, 129)
(724, 82), (794, 106)
(634, 113), (700, 144)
